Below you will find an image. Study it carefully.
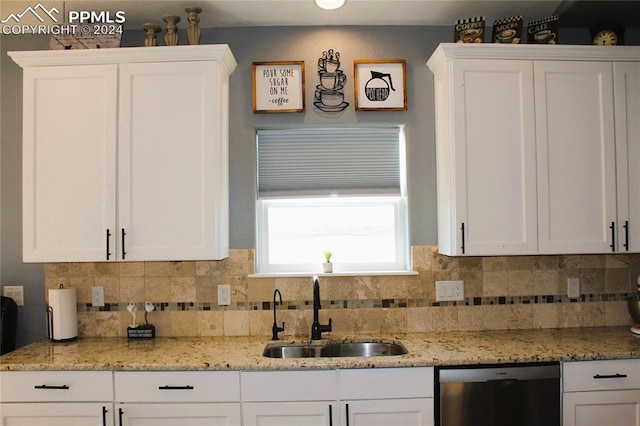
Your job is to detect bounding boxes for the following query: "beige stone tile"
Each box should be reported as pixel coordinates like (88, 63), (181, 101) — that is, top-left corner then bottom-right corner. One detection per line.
(482, 305), (509, 330)
(508, 270), (533, 296)
(457, 305), (483, 331)
(559, 255), (582, 269)
(458, 257), (483, 271)
(482, 271), (508, 297)
(95, 311), (120, 337)
(534, 256), (558, 270)
(94, 262), (120, 277)
(607, 254), (630, 269)
(77, 312), (96, 337)
(68, 262), (96, 277)
(406, 275), (428, 300)
(230, 281), (248, 304)
(170, 276), (197, 302)
(68, 278), (95, 304)
(249, 309), (274, 337)
(605, 300), (632, 326)
(196, 276), (216, 303)
(507, 304), (533, 329)
(532, 303), (559, 329)
(170, 261), (196, 276)
(171, 311), (199, 337)
(198, 311), (224, 336)
(144, 277), (171, 302)
(380, 277), (407, 300)
(582, 255), (606, 269)
(149, 311), (172, 337)
(354, 276), (380, 300)
(606, 268), (631, 293)
(95, 277), (120, 303)
(324, 309), (354, 336)
(276, 277), (310, 302)
(119, 277), (145, 304)
(433, 306), (458, 331)
(45, 263), (69, 278)
(223, 310), (250, 336)
(533, 269), (559, 295)
(120, 262), (145, 277)
(483, 257), (507, 271)
(507, 256), (534, 271)
(324, 276), (355, 300)
(582, 302), (606, 327)
(411, 245), (432, 271)
(195, 260), (222, 277)
(558, 303), (582, 328)
(248, 278), (276, 302)
(381, 308), (407, 333)
(432, 253), (458, 272)
(458, 270), (482, 298)
(582, 269), (605, 295)
(407, 307), (433, 333)
(221, 249), (253, 276)
(145, 262), (172, 277)
(354, 308), (381, 335)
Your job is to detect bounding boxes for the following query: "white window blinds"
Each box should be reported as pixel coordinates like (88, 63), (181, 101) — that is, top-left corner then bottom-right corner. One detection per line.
(257, 127), (402, 198)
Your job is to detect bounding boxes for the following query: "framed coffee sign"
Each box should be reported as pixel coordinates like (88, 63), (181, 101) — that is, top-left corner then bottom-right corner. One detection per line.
(253, 61), (305, 113)
(354, 60), (407, 111)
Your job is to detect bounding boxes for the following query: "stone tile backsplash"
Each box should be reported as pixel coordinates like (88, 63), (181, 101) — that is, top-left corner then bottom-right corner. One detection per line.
(44, 246), (639, 338)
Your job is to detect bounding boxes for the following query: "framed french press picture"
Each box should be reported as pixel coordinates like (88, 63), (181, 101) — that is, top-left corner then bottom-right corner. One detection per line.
(252, 61), (305, 113)
(354, 60), (407, 111)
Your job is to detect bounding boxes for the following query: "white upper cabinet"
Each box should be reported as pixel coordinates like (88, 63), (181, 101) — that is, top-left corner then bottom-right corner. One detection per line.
(9, 46), (236, 262)
(615, 63), (640, 252)
(535, 61), (616, 254)
(428, 44), (640, 256)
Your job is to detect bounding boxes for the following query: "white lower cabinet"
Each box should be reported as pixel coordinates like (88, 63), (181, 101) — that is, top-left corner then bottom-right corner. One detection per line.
(563, 359), (640, 426)
(240, 367), (434, 426)
(114, 371), (241, 426)
(0, 371), (114, 425)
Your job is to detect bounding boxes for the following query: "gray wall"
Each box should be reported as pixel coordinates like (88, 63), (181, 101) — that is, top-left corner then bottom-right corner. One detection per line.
(3, 25), (640, 347)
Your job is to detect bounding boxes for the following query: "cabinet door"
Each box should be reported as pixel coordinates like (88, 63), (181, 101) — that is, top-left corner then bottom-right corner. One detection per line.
(535, 61), (616, 254)
(563, 390), (640, 426)
(345, 399), (433, 426)
(22, 65), (117, 262)
(118, 61), (229, 261)
(118, 403), (240, 425)
(0, 402), (113, 425)
(436, 59), (537, 255)
(615, 62), (640, 252)
(242, 401), (335, 426)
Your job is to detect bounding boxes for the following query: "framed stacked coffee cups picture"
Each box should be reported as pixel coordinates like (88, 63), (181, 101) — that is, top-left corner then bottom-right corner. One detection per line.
(354, 60), (407, 111)
(253, 61), (305, 113)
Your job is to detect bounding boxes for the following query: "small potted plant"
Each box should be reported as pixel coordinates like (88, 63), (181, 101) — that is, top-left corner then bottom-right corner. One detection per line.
(323, 250), (333, 273)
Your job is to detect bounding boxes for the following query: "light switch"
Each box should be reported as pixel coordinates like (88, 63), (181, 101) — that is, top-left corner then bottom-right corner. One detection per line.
(435, 280), (464, 302)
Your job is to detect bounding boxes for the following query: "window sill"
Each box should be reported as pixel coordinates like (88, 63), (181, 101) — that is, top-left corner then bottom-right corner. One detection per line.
(248, 270), (419, 278)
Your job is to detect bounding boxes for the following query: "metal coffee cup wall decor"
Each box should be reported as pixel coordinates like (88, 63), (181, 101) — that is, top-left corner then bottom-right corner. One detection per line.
(354, 60), (407, 111)
(314, 49), (349, 112)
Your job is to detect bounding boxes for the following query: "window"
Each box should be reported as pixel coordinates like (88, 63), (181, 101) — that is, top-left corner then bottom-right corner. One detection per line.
(256, 127), (408, 274)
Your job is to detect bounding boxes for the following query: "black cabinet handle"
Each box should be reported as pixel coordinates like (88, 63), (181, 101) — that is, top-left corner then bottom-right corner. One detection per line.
(119, 407), (124, 426)
(624, 220), (629, 251)
(102, 406), (108, 426)
(106, 229), (112, 260)
(329, 404), (333, 426)
(34, 384), (69, 390)
(158, 385), (194, 390)
(461, 222), (466, 254)
(610, 221), (616, 252)
(121, 228), (127, 259)
(594, 373), (628, 379)
(346, 403), (350, 426)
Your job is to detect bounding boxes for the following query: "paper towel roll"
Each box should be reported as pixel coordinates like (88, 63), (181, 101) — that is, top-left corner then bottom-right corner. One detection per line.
(47, 286), (78, 341)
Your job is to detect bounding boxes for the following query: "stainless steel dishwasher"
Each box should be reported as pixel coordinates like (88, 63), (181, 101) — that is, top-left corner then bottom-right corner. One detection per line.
(436, 362), (560, 426)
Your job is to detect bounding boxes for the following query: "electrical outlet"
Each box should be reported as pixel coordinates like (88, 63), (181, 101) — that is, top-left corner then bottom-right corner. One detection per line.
(3, 286), (24, 306)
(92, 286), (105, 307)
(218, 284), (231, 306)
(567, 278), (580, 299)
(435, 280), (464, 302)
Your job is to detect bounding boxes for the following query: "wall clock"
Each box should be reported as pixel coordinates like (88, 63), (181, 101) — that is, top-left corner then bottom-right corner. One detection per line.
(590, 21), (625, 45)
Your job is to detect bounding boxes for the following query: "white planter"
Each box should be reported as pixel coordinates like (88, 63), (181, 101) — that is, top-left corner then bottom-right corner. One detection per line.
(322, 262), (333, 273)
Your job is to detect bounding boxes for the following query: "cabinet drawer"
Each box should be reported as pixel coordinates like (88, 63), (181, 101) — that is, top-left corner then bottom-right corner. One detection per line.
(339, 367), (434, 399)
(114, 371), (240, 402)
(0, 371), (113, 402)
(241, 370), (337, 402)
(563, 359), (640, 392)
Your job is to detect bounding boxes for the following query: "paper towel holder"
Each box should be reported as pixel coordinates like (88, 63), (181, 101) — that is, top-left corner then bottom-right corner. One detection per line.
(46, 284), (78, 342)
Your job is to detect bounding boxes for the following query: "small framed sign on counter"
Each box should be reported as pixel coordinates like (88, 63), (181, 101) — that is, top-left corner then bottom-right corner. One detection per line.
(252, 61), (305, 113)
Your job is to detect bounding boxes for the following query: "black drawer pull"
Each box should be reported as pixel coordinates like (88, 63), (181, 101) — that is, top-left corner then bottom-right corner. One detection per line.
(594, 373), (628, 379)
(158, 385), (194, 390)
(34, 384), (70, 390)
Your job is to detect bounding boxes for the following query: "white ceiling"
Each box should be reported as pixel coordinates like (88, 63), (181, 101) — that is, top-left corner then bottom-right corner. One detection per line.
(64, 0), (566, 29)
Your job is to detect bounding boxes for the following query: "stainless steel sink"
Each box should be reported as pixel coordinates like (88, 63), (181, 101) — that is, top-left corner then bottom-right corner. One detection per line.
(263, 340), (407, 359)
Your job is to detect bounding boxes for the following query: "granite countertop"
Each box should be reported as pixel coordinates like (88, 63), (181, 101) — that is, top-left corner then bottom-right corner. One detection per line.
(1, 327), (639, 372)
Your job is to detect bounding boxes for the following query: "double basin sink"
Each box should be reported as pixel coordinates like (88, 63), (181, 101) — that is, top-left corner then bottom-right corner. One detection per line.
(263, 339), (408, 359)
